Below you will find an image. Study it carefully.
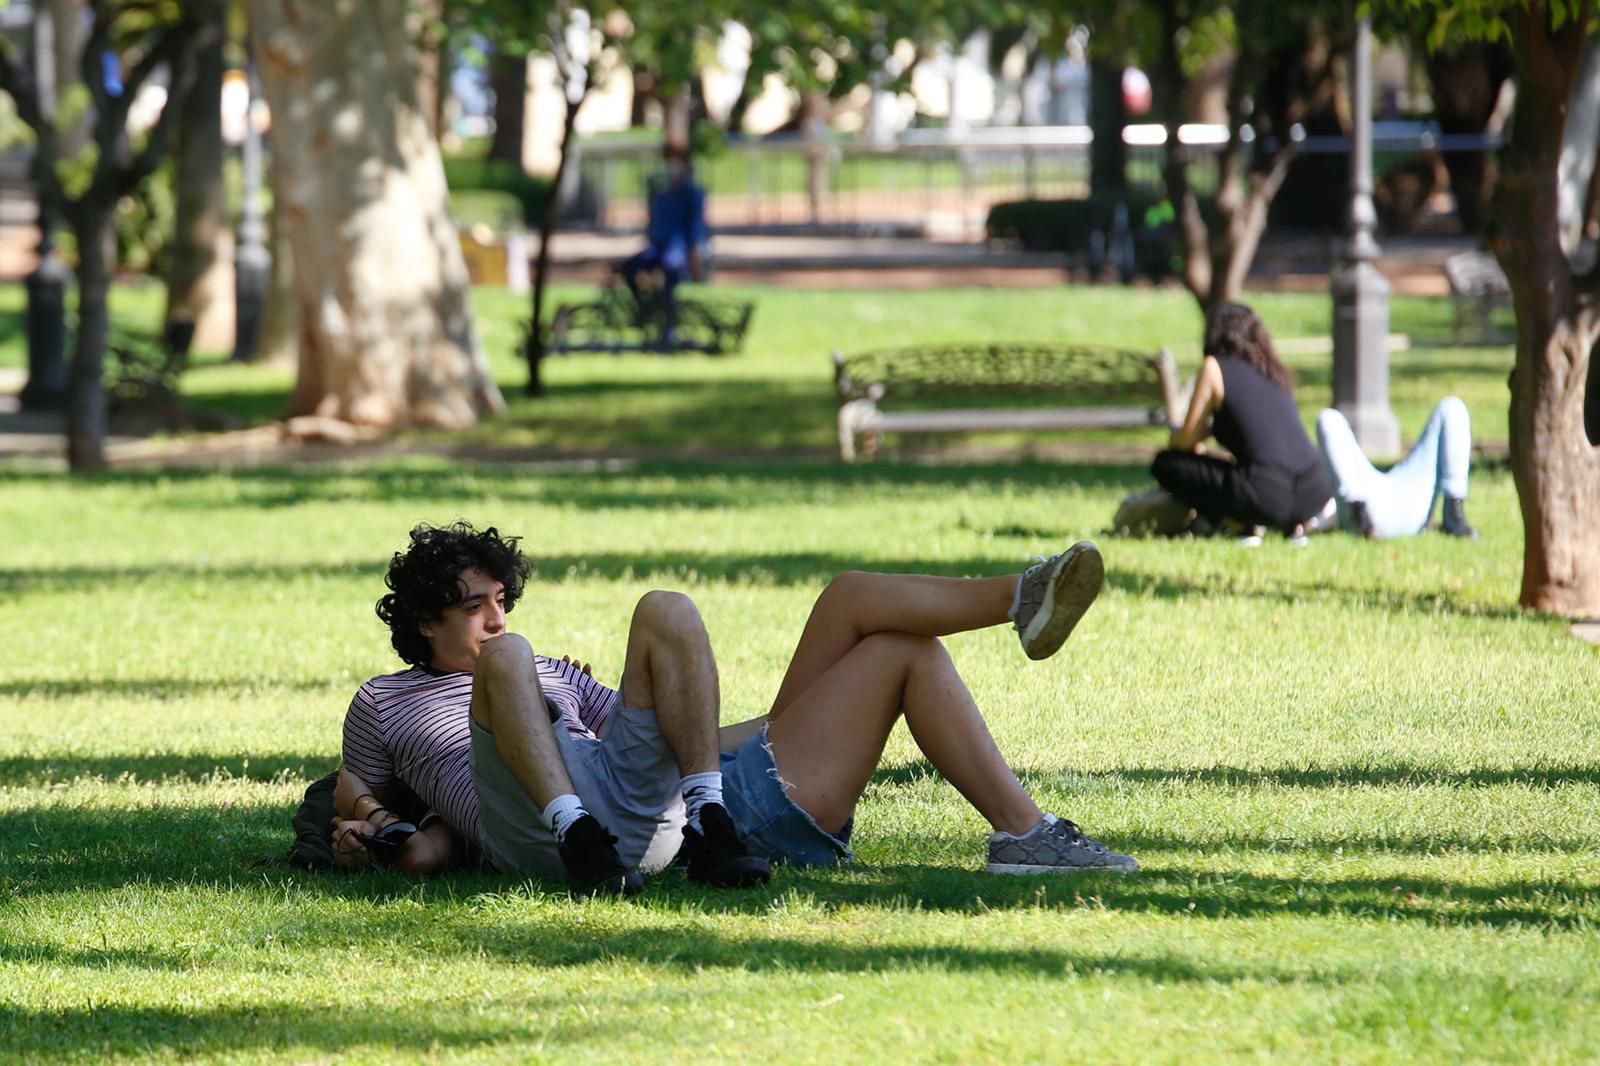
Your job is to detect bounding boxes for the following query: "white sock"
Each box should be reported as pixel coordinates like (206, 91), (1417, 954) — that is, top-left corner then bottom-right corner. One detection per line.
(996, 813), (1054, 840)
(680, 771), (724, 832)
(542, 793), (588, 842)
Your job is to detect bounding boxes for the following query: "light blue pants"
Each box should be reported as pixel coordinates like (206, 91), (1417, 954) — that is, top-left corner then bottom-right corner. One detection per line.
(1315, 398), (1471, 539)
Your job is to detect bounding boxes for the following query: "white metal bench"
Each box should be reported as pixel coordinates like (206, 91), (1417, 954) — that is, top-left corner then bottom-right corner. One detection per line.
(832, 343), (1184, 461)
(1443, 250), (1511, 343)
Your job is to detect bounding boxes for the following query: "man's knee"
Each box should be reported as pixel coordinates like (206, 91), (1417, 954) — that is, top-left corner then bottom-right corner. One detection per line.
(1437, 395), (1469, 430)
(632, 589), (706, 645)
(477, 632), (534, 678)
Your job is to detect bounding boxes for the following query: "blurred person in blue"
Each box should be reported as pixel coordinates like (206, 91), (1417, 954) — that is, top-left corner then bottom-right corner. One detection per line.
(615, 141), (710, 346)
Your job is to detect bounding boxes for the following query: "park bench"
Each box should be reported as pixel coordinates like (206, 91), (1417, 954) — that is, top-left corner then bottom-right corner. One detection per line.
(546, 288), (755, 356)
(105, 328), (190, 427)
(831, 342), (1184, 461)
(1442, 250), (1511, 343)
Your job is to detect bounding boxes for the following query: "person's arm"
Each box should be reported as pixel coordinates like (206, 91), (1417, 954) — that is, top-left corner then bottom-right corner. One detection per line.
(1168, 355), (1224, 452)
(333, 768), (461, 876)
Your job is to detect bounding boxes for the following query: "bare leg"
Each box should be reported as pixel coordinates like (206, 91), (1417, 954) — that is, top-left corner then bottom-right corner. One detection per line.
(470, 634), (575, 809)
(768, 570), (1019, 717)
(764, 631), (1041, 837)
(619, 590), (720, 776)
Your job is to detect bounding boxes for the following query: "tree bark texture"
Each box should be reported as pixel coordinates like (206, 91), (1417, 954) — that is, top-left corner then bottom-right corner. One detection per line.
(488, 51), (527, 167)
(66, 202), (114, 472)
(163, 12), (229, 354)
(1495, 6), (1600, 615)
(257, 186), (299, 366)
(250, 0), (502, 429)
(527, 80), (584, 397)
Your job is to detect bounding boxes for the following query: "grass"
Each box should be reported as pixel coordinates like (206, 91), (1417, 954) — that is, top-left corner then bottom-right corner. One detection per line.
(0, 278), (1515, 454)
(3, 283), (1593, 1062)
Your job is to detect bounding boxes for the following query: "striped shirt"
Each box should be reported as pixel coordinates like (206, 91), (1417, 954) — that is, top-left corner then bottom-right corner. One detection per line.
(341, 654), (619, 846)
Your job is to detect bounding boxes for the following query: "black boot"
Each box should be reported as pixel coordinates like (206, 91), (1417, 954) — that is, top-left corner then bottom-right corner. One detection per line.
(1441, 496), (1479, 539)
(1347, 500), (1383, 541)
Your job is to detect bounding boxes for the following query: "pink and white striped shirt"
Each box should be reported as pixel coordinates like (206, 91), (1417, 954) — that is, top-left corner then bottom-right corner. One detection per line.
(341, 653), (618, 847)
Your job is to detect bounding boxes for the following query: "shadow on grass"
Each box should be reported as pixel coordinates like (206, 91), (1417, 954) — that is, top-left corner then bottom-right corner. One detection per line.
(1, 455), (1151, 507)
(3, 550), (1052, 593)
(1106, 570), (1525, 622)
(0, 677), (334, 701)
(0, 751), (334, 787)
(0, 1001), (606, 1062)
(5, 799), (1596, 931)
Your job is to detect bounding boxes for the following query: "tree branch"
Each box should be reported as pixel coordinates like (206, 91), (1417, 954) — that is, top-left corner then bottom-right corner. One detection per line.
(0, 43), (45, 135)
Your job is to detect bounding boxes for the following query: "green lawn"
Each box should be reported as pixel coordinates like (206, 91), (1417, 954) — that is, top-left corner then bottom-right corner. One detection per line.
(4, 283), (1594, 1063)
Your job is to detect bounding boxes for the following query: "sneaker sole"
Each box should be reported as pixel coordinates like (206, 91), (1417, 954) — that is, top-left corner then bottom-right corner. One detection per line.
(1019, 542), (1105, 661)
(987, 858), (1139, 875)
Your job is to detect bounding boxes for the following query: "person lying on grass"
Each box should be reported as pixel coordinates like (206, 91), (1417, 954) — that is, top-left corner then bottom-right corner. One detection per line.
(331, 522), (1137, 894)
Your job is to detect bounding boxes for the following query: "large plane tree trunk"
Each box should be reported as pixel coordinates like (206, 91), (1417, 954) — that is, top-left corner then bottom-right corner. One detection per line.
(250, 0), (502, 429)
(162, 3), (229, 355)
(1494, 7), (1600, 615)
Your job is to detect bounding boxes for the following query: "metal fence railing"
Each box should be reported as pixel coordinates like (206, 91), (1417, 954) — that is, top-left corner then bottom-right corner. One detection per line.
(567, 122), (1495, 240)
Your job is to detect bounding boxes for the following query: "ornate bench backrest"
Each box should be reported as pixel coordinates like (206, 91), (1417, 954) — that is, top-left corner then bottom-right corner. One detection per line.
(1443, 251), (1510, 296)
(833, 343), (1180, 420)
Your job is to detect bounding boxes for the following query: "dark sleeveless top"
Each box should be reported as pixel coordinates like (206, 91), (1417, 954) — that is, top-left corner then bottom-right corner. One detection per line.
(1212, 358), (1323, 474)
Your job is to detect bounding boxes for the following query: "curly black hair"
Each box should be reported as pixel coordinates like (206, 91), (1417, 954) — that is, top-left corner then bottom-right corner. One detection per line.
(375, 522), (534, 668)
(1204, 302), (1296, 392)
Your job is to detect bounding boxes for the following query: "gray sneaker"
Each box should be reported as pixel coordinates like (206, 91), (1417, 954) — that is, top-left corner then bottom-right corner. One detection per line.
(987, 816), (1138, 875)
(1012, 541), (1105, 661)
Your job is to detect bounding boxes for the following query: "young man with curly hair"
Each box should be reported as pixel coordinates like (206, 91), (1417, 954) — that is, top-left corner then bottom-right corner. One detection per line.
(333, 521), (771, 896)
(335, 522), (1137, 893)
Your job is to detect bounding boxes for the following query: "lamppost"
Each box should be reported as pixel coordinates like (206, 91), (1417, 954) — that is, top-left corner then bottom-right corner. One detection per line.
(232, 60), (269, 363)
(1330, 16), (1399, 457)
(20, 3), (68, 411)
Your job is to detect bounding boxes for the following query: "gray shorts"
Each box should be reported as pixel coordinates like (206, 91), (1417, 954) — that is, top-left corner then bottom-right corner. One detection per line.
(469, 708), (686, 879)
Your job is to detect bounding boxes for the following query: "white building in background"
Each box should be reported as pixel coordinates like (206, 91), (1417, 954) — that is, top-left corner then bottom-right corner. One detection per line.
(514, 22), (1098, 174)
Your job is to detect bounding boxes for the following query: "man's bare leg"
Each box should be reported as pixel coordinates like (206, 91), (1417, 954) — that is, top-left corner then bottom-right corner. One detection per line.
(471, 634), (640, 896)
(618, 590), (770, 887)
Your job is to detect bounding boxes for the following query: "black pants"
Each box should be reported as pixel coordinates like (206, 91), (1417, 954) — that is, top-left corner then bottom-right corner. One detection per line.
(1151, 450), (1333, 532)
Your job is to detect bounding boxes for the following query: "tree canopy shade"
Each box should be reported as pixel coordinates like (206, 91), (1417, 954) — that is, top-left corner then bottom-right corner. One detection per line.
(249, 0), (502, 430)
(1381, 0), (1600, 613)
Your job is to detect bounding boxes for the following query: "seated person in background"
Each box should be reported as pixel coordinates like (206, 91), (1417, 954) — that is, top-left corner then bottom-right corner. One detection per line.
(615, 141), (709, 344)
(1152, 302), (1335, 542)
(1316, 398), (1478, 540)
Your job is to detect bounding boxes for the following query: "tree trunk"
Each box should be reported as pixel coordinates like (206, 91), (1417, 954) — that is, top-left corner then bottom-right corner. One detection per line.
(1425, 41), (1512, 234)
(410, 0), (444, 138)
(1496, 7), (1600, 615)
(250, 0), (502, 429)
(526, 79), (585, 397)
(1089, 57), (1128, 202)
(163, 10), (228, 355)
(66, 200), (115, 472)
(488, 50), (527, 166)
(258, 173), (299, 366)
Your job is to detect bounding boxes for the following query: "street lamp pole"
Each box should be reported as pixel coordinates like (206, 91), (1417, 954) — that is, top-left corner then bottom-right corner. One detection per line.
(20, 4), (69, 411)
(1330, 15), (1399, 457)
(232, 59), (270, 363)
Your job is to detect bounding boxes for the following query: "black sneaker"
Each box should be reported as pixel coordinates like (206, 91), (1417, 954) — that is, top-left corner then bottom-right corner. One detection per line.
(680, 803), (772, 888)
(1441, 496), (1479, 539)
(1347, 500), (1383, 541)
(558, 814), (645, 898)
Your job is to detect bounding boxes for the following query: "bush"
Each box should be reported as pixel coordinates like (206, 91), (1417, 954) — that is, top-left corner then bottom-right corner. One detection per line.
(985, 192), (1171, 254)
(441, 156), (550, 228)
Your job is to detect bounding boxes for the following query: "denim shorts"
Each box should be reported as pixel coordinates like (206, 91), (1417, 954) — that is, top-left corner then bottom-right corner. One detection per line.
(721, 724), (854, 868)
